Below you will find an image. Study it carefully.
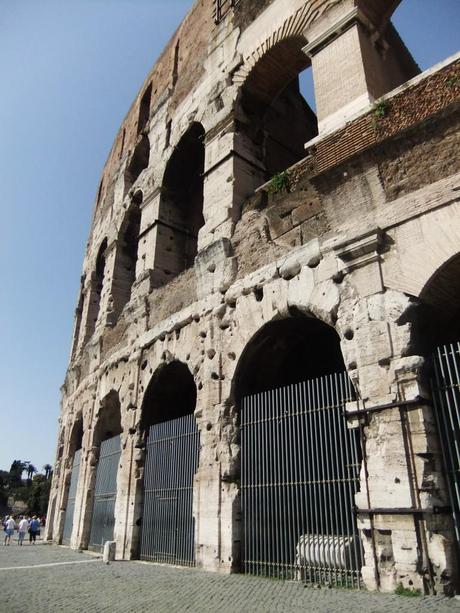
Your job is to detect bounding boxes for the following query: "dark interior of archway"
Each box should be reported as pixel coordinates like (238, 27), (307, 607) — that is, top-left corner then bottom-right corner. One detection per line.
(124, 135), (150, 196)
(235, 316), (346, 402)
(141, 361), (197, 432)
(95, 390), (122, 445)
(409, 254), (460, 356)
(157, 123), (205, 278)
(241, 36), (318, 185)
(112, 203), (141, 320)
(69, 419), (83, 456)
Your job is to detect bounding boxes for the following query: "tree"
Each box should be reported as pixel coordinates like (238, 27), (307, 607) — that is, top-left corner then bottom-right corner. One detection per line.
(26, 475), (51, 516)
(8, 460), (27, 487)
(43, 464), (52, 480)
(26, 464), (37, 482)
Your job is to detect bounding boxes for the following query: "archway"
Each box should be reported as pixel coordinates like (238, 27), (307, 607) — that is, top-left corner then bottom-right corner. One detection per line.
(239, 36), (318, 192)
(415, 254), (460, 562)
(88, 391), (122, 551)
(111, 198), (141, 321)
(234, 314), (362, 587)
(85, 238), (107, 341)
(156, 123), (205, 285)
(138, 361), (199, 566)
(61, 417), (83, 545)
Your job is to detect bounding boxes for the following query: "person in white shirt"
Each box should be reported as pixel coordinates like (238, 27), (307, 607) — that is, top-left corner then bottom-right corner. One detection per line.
(3, 516), (16, 546)
(17, 516), (28, 546)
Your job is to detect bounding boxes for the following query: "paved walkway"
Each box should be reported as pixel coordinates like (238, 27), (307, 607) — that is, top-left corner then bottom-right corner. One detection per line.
(0, 543), (459, 612)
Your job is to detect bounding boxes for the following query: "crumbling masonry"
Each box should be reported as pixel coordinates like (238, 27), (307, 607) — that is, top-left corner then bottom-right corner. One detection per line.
(46, 0), (460, 596)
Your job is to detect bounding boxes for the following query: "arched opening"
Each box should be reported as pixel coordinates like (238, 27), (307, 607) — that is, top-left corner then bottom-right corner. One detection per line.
(156, 123), (205, 284)
(88, 391), (122, 551)
(62, 416), (83, 545)
(137, 361), (199, 566)
(86, 238), (107, 341)
(137, 83), (152, 135)
(124, 135), (150, 197)
(413, 254), (460, 564)
(111, 198), (141, 321)
(239, 36), (318, 193)
(234, 315), (362, 587)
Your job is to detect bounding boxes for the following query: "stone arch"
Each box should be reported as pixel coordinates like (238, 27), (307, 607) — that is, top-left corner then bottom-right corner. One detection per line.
(140, 360), (197, 431)
(233, 312), (348, 405)
(236, 33), (317, 191)
(111, 198), (142, 321)
(85, 238), (108, 341)
(93, 389), (123, 446)
(132, 359), (198, 560)
(155, 123), (205, 284)
(56, 414), (84, 544)
(408, 252), (460, 357)
(231, 311), (360, 579)
(124, 135), (150, 197)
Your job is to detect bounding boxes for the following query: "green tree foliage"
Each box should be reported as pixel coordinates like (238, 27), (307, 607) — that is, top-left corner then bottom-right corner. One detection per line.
(26, 475), (51, 516)
(0, 460), (52, 515)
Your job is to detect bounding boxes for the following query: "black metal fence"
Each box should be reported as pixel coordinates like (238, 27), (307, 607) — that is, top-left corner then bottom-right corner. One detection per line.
(241, 371), (362, 587)
(88, 435), (121, 551)
(432, 341), (460, 551)
(62, 449), (81, 545)
(140, 414), (200, 566)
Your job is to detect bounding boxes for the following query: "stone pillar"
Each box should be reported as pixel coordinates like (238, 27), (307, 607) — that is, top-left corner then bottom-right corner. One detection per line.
(304, 6), (418, 134)
(335, 228), (455, 594)
(71, 445), (98, 550)
(200, 118), (265, 250)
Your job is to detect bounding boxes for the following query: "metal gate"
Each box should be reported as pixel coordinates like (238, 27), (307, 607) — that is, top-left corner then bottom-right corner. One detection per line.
(62, 448), (81, 545)
(88, 435), (121, 551)
(432, 341), (460, 552)
(241, 371), (362, 587)
(140, 414), (200, 566)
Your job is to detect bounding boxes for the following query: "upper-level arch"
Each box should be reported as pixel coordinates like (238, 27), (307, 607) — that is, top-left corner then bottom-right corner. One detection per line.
(154, 123), (205, 285)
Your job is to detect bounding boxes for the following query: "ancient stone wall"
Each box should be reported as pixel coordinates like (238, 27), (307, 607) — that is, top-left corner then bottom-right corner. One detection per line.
(47, 0), (460, 596)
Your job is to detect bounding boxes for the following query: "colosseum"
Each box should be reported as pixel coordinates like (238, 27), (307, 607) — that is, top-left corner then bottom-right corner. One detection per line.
(46, 0), (460, 596)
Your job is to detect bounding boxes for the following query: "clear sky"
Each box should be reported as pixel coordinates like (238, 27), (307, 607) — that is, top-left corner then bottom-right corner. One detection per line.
(0, 0), (458, 474)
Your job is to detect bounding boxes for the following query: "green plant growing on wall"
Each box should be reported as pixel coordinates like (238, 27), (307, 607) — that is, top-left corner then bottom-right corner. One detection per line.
(446, 74), (460, 88)
(373, 98), (390, 120)
(267, 170), (291, 194)
(394, 583), (421, 597)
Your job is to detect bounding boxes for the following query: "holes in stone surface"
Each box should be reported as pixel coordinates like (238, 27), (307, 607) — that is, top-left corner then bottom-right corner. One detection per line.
(254, 287), (263, 302)
(206, 423), (212, 431)
(141, 361), (147, 370)
(344, 328), (354, 341)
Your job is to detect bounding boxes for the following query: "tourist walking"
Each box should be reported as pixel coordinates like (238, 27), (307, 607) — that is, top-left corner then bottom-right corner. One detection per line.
(17, 516), (28, 546)
(4, 516), (16, 546)
(28, 516), (40, 544)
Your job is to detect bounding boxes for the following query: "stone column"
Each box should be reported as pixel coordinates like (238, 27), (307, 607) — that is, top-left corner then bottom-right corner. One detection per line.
(335, 228), (454, 594)
(304, 5), (418, 134)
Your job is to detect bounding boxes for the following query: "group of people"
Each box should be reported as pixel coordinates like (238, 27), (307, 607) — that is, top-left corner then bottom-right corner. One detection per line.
(2, 515), (43, 546)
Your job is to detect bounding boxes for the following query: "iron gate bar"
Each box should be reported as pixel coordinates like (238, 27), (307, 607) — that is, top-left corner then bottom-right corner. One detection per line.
(241, 371), (362, 588)
(88, 435), (121, 551)
(62, 448), (82, 544)
(140, 413), (200, 566)
(346, 397), (431, 417)
(432, 342), (460, 554)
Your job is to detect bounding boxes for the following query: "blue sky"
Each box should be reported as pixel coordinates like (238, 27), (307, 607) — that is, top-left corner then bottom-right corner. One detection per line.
(0, 0), (458, 474)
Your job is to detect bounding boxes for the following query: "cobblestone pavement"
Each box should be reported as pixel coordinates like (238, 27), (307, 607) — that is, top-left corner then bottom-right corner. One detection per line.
(0, 543), (459, 613)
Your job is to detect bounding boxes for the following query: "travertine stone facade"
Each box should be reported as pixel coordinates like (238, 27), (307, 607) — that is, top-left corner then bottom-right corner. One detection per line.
(47, 0), (460, 596)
